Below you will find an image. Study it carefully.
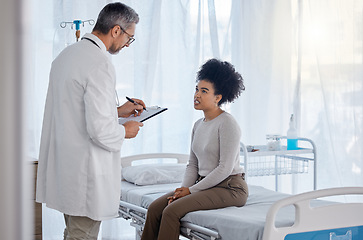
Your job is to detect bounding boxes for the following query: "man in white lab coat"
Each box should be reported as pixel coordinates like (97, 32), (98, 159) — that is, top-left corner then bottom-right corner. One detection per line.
(36, 3), (143, 239)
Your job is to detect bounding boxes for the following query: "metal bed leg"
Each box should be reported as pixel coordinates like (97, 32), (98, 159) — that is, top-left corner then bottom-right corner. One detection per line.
(135, 229), (142, 240)
(130, 222), (143, 240)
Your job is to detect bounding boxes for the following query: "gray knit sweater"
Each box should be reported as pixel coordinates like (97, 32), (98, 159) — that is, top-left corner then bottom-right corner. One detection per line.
(182, 112), (244, 193)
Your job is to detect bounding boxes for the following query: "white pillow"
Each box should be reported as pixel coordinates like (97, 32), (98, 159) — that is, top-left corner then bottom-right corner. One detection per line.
(122, 163), (186, 185)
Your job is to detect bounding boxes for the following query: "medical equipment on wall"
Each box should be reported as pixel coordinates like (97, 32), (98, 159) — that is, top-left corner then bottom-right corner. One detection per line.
(60, 19), (95, 42)
(53, 19), (95, 58)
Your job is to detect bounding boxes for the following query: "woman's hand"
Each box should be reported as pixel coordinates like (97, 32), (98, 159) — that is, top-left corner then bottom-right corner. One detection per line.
(167, 187), (190, 204)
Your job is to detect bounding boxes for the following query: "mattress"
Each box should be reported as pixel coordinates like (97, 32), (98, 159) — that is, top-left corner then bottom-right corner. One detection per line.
(121, 181), (299, 240)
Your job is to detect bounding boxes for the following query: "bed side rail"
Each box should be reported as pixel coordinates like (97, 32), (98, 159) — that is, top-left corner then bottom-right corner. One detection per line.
(121, 153), (189, 167)
(262, 187), (363, 240)
(181, 222), (220, 240)
(119, 200), (221, 240)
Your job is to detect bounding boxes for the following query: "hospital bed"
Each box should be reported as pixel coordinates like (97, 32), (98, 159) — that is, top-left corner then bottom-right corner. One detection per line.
(119, 153), (363, 240)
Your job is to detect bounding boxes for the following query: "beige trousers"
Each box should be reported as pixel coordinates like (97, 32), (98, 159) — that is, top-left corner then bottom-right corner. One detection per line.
(141, 174), (248, 240)
(63, 214), (101, 240)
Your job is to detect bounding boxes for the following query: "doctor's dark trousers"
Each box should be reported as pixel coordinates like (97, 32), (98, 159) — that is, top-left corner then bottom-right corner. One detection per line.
(141, 174), (248, 240)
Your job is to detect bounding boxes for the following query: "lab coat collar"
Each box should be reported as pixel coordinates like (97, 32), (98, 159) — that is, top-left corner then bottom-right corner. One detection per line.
(82, 33), (107, 53)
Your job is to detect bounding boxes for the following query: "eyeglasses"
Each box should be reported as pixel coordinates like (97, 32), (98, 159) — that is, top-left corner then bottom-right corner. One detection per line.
(118, 25), (135, 45)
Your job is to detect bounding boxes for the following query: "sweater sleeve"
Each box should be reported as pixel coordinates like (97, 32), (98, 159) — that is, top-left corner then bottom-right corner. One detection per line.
(181, 124), (199, 187)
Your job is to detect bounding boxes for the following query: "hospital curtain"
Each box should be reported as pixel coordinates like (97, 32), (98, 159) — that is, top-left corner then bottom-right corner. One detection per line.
(25, 0), (363, 239)
(299, 0), (363, 190)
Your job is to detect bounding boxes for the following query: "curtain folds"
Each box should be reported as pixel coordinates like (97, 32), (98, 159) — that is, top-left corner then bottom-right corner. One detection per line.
(26, 0), (363, 239)
(300, 0), (363, 190)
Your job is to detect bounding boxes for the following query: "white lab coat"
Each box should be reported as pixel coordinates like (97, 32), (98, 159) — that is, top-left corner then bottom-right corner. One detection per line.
(36, 33), (125, 221)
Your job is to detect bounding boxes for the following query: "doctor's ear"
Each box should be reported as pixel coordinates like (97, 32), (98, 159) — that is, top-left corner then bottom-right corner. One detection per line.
(111, 25), (121, 38)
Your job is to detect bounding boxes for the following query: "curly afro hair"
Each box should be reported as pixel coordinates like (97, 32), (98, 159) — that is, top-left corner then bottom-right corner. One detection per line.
(197, 59), (245, 106)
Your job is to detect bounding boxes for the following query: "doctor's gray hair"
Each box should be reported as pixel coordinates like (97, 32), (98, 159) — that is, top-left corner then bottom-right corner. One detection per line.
(93, 2), (139, 34)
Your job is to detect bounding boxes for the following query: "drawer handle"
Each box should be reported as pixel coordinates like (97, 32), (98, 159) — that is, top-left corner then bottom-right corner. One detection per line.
(330, 230), (352, 240)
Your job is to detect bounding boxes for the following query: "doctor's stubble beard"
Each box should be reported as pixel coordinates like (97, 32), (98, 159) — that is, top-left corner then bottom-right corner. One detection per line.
(108, 43), (127, 55)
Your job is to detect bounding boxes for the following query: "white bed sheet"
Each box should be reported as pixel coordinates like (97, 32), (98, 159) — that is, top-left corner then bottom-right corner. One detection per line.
(121, 180), (180, 207)
(120, 181), (331, 240)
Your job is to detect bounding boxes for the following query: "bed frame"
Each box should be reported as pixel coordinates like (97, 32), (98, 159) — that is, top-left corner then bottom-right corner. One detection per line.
(263, 187), (363, 240)
(120, 153), (217, 240)
(119, 153), (363, 240)
(121, 153), (189, 167)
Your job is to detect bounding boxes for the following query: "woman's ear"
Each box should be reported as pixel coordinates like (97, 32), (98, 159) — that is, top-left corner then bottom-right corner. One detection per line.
(215, 94), (222, 105)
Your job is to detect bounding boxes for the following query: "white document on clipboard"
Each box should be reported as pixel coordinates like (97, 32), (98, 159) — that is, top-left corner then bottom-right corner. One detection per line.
(118, 106), (167, 125)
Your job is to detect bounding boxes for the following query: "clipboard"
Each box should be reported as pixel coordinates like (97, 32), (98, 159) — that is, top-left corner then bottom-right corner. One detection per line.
(118, 106), (167, 124)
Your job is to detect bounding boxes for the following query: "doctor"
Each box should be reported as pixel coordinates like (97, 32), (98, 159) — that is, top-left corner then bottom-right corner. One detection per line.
(36, 2), (143, 240)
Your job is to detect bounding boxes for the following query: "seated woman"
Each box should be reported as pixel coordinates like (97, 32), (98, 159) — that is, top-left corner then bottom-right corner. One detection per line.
(141, 58), (248, 240)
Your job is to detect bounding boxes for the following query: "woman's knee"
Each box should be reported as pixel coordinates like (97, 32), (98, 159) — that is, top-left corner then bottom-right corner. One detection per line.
(147, 200), (167, 220)
(148, 192), (174, 216)
(162, 203), (184, 221)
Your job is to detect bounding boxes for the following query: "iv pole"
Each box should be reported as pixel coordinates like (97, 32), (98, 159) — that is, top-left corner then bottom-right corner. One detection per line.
(60, 19), (95, 42)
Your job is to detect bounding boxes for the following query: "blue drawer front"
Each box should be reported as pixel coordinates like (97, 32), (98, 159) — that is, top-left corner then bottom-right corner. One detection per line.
(284, 226), (363, 240)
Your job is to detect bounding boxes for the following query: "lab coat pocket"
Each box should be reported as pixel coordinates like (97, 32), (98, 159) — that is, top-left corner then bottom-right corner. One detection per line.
(89, 148), (114, 176)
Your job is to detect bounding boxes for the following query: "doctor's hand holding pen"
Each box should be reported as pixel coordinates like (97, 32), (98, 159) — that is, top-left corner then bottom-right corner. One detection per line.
(117, 97), (146, 139)
(117, 97), (146, 118)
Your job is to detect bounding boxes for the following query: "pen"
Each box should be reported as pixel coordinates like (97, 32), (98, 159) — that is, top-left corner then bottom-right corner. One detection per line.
(126, 96), (147, 111)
